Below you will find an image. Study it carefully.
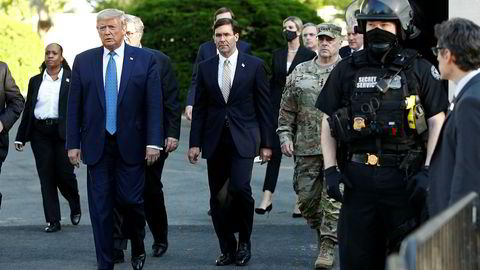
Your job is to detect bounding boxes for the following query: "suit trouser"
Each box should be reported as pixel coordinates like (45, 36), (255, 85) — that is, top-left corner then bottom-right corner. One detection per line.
(338, 162), (416, 270)
(30, 121), (80, 223)
(87, 135), (146, 270)
(113, 152), (169, 249)
(207, 127), (255, 254)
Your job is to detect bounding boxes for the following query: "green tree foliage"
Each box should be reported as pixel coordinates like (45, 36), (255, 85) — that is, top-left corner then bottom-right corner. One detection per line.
(123, 0), (321, 105)
(0, 15), (44, 94)
(300, 0), (353, 12)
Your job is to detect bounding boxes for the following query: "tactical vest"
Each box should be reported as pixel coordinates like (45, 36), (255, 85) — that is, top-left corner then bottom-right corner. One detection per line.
(346, 49), (422, 153)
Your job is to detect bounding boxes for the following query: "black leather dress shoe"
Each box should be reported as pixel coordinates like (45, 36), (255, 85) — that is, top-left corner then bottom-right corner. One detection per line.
(131, 253), (146, 270)
(70, 213), (81, 225)
(215, 253), (235, 266)
(152, 242), (168, 257)
(235, 243), (251, 266)
(44, 222), (61, 233)
(113, 249), (124, 264)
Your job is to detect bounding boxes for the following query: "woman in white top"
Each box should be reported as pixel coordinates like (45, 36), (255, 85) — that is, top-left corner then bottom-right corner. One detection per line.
(15, 43), (81, 233)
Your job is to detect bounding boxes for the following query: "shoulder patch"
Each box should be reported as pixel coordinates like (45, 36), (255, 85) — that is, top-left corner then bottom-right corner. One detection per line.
(431, 66), (441, 80)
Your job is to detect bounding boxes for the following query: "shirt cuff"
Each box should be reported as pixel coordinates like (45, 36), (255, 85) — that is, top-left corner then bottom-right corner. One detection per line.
(14, 141), (24, 145)
(147, 145), (163, 150)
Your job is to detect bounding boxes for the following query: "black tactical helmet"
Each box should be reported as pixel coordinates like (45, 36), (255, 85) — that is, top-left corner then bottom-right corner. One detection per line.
(356, 0), (419, 39)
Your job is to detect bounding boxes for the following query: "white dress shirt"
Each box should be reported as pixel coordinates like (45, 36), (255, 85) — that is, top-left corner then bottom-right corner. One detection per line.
(102, 42), (161, 150)
(102, 41), (125, 91)
(454, 69), (480, 99)
(218, 48), (238, 89)
(34, 68), (63, 120)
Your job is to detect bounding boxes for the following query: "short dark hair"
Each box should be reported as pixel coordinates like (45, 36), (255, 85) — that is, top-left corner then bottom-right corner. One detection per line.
(213, 18), (240, 35)
(40, 43), (71, 73)
(214, 7), (234, 22)
(434, 18), (480, 71)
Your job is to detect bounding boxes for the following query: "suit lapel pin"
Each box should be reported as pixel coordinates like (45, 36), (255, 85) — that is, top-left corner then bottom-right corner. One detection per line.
(66, 78), (70, 83)
(130, 57), (134, 61)
(241, 63), (245, 68)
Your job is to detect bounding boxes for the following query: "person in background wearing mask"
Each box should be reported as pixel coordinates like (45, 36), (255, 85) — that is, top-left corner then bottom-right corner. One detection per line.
(15, 43), (81, 233)
(255, 16), (316, 217)
(302, 22), (319, 54)
(278, 23), (343, 269)
(316, 0), (448, 269)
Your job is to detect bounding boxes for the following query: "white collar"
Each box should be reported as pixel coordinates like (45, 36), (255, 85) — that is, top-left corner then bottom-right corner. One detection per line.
(103, 41), (125, 58)
(218, 48), (238, 64)
(454, 69), (480, 98)
(43, 68), (64, 81)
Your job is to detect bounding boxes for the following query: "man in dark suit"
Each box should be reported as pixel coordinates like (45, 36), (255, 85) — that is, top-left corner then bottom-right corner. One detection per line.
(188, 18), (273, 266)
(339, 25), (363, 58)
(0, 61), (25, 207)
(67, 9), (163, 270)
(429, 18), (480, 216)
(109, 14), (180, 260)
(185, 7), (251, 120)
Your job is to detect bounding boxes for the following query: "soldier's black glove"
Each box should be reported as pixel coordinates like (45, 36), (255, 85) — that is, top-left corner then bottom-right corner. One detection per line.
(407, 166), (429, 204)
(324, 166), (345, 202)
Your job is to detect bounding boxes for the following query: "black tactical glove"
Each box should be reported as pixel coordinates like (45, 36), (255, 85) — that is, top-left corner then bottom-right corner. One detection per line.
(324, 166), (345, 202)
(407, 166), (429, 204)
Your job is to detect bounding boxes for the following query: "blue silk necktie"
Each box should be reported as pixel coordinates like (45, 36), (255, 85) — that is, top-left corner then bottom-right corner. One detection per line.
(105, 51), (117, 134)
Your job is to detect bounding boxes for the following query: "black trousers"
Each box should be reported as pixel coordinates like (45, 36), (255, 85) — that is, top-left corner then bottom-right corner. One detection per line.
(113, 152), (169, 249)
(88, 134), (146, 269)
(262, 131), (282, 193)
(30, 121), (80, 223)
(338, 162), (417, 270)
(207, 127), (254, 254)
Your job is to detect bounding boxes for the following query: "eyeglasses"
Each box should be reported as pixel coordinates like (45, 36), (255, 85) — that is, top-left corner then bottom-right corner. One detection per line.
(431, 46), (445, 57)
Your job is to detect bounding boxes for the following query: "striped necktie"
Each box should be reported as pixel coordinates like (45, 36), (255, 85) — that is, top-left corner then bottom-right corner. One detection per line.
(221, 59), (231, 102)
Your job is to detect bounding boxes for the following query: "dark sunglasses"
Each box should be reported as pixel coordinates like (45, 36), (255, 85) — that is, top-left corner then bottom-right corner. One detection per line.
(431, 46), (445, 57)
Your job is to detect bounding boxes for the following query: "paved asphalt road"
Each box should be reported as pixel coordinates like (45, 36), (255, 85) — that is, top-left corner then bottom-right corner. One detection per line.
(0, 118), (339, 269)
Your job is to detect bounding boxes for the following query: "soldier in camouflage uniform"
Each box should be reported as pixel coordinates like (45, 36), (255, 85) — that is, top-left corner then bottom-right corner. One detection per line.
(277, 23), (343, 269)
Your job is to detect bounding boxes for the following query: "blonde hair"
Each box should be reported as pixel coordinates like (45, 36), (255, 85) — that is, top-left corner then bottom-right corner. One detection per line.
(283, 16), (303, 32)
(97, 9), (125, 24)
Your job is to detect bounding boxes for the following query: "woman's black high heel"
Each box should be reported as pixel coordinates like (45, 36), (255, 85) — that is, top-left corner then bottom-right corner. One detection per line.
(255, 204), (273, 215)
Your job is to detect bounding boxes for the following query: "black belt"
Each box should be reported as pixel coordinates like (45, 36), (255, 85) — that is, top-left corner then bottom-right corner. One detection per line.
(350, 153), (402, 167)
(35, 118), (58, 126)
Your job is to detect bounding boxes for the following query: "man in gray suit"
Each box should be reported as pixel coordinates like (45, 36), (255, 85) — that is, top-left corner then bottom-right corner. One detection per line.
(0, 62), (25, 208)
(429, 18), (480, 216)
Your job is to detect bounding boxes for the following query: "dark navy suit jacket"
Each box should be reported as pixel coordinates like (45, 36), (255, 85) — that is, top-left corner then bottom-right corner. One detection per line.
(429, 73), (480, 216)
(189, 51), (273, 159)
(16, 69), (71, 143)
(66, 43), (164, 165)
(143, 47), (180, 140)
(186, 40), (251, 106)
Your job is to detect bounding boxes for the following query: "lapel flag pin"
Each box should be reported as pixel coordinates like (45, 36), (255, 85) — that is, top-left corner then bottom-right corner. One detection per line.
(241, 63), (245, 68)
(130, 57), (134, 60)
(66, 78), (70, 82)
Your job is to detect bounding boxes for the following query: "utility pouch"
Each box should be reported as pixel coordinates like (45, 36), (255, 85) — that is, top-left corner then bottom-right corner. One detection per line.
(414, 104), (427, 134)
(399, 149), (425, 176)
(328, 107), (354, 143)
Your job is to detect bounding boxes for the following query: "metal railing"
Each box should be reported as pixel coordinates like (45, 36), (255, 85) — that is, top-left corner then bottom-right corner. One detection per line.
(388, 192), (480, 270)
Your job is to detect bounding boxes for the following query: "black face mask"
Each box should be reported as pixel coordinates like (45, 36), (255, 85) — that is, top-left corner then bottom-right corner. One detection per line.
(366, 28), (398, 57)
(283, 30), (298, 42)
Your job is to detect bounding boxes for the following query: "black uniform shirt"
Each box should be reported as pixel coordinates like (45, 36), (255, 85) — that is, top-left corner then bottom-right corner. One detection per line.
(315, 49), (449, 118)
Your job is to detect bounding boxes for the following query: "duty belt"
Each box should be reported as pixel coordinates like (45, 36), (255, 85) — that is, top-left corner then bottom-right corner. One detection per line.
(350, 153), (401, 167)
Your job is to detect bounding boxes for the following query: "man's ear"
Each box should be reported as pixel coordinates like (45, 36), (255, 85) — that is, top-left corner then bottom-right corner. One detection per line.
(235, 33), (239, 41)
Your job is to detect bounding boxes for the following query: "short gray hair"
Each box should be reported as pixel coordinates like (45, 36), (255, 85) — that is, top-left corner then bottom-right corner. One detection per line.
(97, 8), (125, 23)
(303, 22), (317, 31)
(125, 14), (144, 35)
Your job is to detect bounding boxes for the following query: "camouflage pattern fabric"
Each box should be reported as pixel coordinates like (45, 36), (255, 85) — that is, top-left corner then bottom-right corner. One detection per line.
(293, 155), (341, 242)
(277, 56), (340, 156)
